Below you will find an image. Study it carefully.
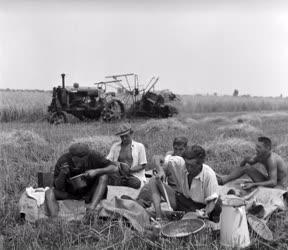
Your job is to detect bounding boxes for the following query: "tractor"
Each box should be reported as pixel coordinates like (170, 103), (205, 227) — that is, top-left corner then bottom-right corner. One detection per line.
(47, 74), (125, 124)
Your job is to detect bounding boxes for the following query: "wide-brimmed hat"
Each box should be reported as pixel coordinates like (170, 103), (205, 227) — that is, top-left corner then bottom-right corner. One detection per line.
(69, 143), (90, 157)
(115, 123), (133, 136)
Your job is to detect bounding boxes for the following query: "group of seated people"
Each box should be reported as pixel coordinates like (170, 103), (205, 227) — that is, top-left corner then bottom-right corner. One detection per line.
(45, 123), (288, 222)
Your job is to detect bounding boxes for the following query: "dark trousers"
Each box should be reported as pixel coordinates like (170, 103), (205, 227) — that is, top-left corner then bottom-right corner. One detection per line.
(175, 192), (222, 223)
(108, 172), (141, 189)
(54, 182), (108, 204)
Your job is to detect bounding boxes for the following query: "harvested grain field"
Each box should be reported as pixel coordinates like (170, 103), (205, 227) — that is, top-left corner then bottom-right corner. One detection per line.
(2, 90), (288, 249)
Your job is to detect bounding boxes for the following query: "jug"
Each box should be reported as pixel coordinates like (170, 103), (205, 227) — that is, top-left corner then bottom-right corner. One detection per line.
(220, 195), (250, 248)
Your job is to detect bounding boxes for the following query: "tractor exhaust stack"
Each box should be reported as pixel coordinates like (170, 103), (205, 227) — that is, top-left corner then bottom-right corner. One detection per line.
(61, 73), (65, 88)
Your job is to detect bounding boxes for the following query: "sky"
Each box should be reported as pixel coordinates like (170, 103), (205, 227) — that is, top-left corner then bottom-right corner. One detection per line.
(1, 0), (288, 96)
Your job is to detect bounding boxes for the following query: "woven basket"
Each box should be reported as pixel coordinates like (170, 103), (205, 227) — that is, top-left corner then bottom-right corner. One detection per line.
(161, 218), (205, 238)
(247, 214), (273, 241)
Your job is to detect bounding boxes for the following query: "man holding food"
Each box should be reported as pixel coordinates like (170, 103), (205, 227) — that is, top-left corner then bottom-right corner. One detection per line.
(45, 143), (119, 217)
(107, 123), (148, 189)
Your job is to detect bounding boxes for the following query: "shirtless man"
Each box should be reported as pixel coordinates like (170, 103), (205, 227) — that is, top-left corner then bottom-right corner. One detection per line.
(218, 136), (288, 190)
(107, 123), (147, 189)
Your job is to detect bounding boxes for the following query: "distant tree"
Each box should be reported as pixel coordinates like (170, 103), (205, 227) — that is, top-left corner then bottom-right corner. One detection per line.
(233, 89), (239, 97)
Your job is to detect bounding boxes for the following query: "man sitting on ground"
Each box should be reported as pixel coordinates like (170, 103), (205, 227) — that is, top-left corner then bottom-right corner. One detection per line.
(149, 145), (221, 222)
(217, 136), (288, 190)
(45, 143), (119, 217)
(107, 123), (147, 189)
(135, 136), (188, 207)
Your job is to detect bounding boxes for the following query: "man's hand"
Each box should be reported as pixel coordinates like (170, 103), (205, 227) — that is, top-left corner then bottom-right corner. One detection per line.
(240, 157), (249, 167)
(60, 163), (70, 175)
(119, 162), (130, 176)
(241, 182), (255, 190)
(155, 169), (166, 182)
(153, 155), (165, 166)
(84, 169), (97, 179)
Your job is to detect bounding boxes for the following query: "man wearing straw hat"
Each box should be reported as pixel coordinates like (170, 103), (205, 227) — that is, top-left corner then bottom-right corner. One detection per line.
(45, 143), (119, 217)
(107, 123), (147, 189)
(149, 145), (221, 222)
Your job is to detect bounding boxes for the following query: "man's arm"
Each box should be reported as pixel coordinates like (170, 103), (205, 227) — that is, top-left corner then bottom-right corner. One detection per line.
(245, 159), (277, 189)
(129, 164), (146, 173)
(85, 163), (119, 178)
(54, 158), (70, 191)
(151, 155), (166, 181)
(240, 156), (259, 167)
(204, 172), (219, 216)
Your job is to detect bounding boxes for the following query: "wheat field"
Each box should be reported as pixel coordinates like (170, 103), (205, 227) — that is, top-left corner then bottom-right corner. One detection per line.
(2, 90), (288, 122)
(1, 90), (288, 249)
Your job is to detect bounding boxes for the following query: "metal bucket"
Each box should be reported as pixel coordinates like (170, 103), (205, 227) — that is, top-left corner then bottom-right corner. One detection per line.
(69, 174), (87, 190)
(220, 195), (250, 248)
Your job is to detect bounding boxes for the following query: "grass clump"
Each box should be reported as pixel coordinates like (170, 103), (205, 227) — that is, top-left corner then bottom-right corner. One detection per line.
(205, 137), (255, 174)
(182, 117), (200, 126)
(259, 112), (288, 120)
(217, 123), (263, 139)
(136, 118), (188, 133)
(0, 130), (54, 196)
(233, 114), (262, 127)
(0, 130), (53, 163)
(275, 139), (288, 162)
(199, 116), (231, 124)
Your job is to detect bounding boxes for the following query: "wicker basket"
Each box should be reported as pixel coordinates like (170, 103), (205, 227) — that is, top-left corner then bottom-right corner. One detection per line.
(161, 218), (205, 238)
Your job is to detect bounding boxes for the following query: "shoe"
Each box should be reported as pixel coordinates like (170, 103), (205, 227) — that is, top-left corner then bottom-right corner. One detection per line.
(121, 195), (134, 200)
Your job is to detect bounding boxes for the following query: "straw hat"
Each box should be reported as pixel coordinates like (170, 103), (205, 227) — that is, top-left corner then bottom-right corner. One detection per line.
(115, 123), (133, 136)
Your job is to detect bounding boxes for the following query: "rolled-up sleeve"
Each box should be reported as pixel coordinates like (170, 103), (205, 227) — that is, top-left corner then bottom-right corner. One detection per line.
(138, 143), (147, 165)
(204, 172), (219, 202)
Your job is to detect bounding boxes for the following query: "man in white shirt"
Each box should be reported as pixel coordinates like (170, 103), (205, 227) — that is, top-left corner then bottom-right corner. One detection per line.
(135, 136), (188, 207)
(107, 123), (147, 189)
(150, 145), (221, 222)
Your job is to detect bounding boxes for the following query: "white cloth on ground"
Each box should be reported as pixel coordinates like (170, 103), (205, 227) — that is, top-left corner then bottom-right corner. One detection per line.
(26, 187), (49, 206)
(218, 180), (288, 219)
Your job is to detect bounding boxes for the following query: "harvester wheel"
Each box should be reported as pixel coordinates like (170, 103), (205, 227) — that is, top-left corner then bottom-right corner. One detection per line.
(101, 100), (125, 122)
(49, 111), (68, 125)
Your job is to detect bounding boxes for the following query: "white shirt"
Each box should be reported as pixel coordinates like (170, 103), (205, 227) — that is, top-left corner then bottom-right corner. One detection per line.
(107, 140), (148, 184)
(166, 158), (218, 204)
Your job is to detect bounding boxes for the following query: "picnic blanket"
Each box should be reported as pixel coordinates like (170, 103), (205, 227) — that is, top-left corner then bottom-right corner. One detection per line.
(218, 179), (288, 220)
(19, 186), (145, 227)
(99, 197), (150, 232)
(20, 179), (288, 235)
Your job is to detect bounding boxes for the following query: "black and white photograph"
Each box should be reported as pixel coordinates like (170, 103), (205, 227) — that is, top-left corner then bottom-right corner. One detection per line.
(2, 0), (288, 249)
